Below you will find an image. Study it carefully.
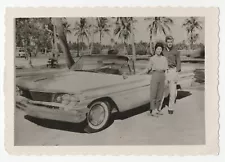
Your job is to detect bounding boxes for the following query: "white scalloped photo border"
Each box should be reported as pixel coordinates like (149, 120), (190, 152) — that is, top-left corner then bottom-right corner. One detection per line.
(4, 7), (219, 155)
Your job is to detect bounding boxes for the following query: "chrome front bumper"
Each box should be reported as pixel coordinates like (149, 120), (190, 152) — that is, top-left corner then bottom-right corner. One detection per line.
(16, 96), (89, 123)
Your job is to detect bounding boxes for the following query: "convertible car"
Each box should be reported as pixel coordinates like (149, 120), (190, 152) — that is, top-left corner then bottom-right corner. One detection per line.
(16, 55), (190, 132)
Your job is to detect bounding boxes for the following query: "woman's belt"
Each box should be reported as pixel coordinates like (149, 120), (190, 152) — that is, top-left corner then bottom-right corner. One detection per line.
(152, 70), (166, 73)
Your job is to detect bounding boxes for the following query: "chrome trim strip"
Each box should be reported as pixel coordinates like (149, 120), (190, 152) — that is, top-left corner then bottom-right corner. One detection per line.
(16, 96), (87, 111)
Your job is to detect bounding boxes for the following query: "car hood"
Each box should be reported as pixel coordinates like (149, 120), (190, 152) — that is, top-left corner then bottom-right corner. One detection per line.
(16, 71), (149, 94)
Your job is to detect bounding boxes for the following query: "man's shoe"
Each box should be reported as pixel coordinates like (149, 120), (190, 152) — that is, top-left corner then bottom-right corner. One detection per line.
(168, 109), (174, 115)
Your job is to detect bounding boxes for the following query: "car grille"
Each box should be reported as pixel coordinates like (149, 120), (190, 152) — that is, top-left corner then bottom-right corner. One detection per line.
(19, 87), (54, 102)
(30, 91), (54, 102)
(20, 88), (33, 100)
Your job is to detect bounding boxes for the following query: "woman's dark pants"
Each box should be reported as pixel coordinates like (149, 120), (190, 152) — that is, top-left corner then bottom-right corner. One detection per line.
(150, 71), (166, 111)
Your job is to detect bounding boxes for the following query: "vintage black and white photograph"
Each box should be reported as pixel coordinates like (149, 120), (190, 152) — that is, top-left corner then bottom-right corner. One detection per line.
(13, 15), (208, 146)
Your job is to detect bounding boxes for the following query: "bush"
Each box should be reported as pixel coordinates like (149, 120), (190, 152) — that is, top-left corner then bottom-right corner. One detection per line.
(108, 49), (119, 55)
(127, 43), (147, 55)
(199, 45), (205, 58)
(91, 43), (101, 54)
(136, 43), (147, 55)
(92, 46), (101, 54)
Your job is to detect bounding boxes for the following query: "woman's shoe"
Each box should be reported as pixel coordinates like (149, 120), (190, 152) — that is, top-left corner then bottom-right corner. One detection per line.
(149, 109), (158, 117)
(149, 109), (153, 116)
(156, 109), (163, 115)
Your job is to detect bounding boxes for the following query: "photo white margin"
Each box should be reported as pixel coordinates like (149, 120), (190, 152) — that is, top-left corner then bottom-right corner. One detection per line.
(4, 7), (219, 155)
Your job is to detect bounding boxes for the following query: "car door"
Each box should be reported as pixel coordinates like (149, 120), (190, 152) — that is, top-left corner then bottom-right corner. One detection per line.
(110, 63), (151, 112)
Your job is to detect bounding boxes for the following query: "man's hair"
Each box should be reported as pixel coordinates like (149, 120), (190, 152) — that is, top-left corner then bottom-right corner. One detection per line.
(165, 35), (174, 42)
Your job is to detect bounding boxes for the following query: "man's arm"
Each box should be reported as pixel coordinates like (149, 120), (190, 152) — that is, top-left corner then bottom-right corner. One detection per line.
(176, 51), (181, 72)
(164, 57), (169, 71)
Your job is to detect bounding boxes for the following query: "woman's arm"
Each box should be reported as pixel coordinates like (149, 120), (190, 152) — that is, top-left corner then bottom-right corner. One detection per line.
(137, 68), (149, 75)
(137, 58), (153, 75)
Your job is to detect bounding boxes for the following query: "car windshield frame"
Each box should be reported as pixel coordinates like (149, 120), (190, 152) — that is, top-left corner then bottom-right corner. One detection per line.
(70, 55), (134, 75)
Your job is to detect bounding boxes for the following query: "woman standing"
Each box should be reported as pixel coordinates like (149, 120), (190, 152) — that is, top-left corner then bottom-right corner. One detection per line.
(139, 42), (168, 116)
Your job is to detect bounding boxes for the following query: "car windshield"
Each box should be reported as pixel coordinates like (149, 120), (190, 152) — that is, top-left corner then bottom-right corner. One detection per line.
(70, 55), (133, 75)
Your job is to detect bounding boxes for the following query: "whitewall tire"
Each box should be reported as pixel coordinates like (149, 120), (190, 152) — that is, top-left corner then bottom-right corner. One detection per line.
(86, 101), (111, 132)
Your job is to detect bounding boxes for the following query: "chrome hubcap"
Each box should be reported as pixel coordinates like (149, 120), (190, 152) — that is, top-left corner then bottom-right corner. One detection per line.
(88, 104), (106, 126)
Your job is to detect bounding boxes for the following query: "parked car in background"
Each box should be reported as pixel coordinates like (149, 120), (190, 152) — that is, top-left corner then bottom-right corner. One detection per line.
(16, 55), (193, 133)
(16, 47), (26, 58)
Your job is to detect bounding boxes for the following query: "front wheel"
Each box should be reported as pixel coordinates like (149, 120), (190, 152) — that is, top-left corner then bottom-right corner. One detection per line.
(85, 101), (111, 133)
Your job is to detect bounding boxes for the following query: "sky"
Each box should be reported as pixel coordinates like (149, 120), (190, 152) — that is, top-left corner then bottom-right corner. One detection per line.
(66, 17), (205, 45)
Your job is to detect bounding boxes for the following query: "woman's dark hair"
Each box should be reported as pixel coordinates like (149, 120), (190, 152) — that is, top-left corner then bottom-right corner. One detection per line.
(154, 42), (164, 55)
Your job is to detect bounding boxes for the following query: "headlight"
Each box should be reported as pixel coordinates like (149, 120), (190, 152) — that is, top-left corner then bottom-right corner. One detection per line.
(53, 93), (83, 108)
(16, 86), (23, 96)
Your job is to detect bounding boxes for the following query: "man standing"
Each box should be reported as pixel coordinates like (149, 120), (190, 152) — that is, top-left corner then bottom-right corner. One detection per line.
(163, 36), (181, 114)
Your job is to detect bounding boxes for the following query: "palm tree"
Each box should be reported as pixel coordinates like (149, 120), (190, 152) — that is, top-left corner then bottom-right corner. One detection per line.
(145, 17), (173, 54)
(74, 18), (91, 56)
(62, 20), (72, 35)
(113, 17), (137, 73)
(114, 17), (136, 55)
(94, 18), (111, 48)
(54, 18), (74, 69)
(182, 17), (202, 50)
(89, 18), (95, 55)
(52, 18), (72, 59)
(129, 17), (137, 73)
(127, 18), (136, 61)
(42, 18), (58, 56)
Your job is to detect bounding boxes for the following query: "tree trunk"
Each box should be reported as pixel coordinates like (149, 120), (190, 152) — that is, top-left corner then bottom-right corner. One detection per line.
(87, 38), (90, 55)
(123, 37), (128, 55)
(34, 47), (38, 57)
(100, 32), (102, 53)
(151, 41), (155, 54)
(53, 24), (58, 50)
(51, 36), (54, 54)
(123, 43), (127, 55)
(149, 34), (153, 55)
(77, 38), (80, 57)
(44, 48), (47, 55)
(130, 20), (136, 73)
(190, 33), (193, 50)
(54, 18), (75, 69)
(27, 52), (33, 68)
(131, 30), (136, 59)
(189, 29), (194, 50)
(89, 33), (94, 55)
(89, 18), (95, 55)
(81, 37), (84, 55)
(24, 38), (33, 67)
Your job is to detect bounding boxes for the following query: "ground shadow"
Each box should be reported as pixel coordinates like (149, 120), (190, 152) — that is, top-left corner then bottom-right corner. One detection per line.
(24, 90), (192, 133)
(176, 90), (192, 100)
(24, 115), (86, 133)
(114, 90), (192, 121)
(161, 90), (192, 110)
(113, 104), (149, 120)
